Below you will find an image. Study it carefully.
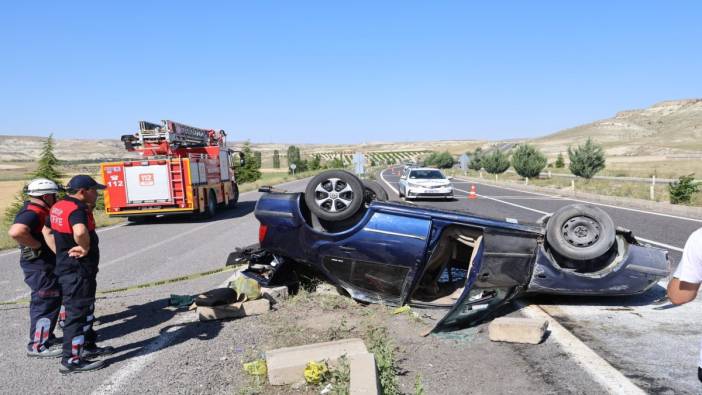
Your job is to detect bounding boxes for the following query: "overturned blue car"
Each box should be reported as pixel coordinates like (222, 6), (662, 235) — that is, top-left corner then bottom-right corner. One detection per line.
(239, 170), (670, 332)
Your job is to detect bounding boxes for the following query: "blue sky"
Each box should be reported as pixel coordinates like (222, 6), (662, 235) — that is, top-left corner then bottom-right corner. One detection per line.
(1, 1), (700, 143)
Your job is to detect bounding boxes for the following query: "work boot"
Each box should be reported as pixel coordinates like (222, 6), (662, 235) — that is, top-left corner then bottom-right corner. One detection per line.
(59, 359), (105, 374)
(81, 345), (115, 358)
(26, 343), (62, 358)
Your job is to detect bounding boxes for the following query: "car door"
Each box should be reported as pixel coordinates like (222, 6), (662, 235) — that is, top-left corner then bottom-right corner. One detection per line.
(398, 168), (408, 194)
(317, 209), (432, 305)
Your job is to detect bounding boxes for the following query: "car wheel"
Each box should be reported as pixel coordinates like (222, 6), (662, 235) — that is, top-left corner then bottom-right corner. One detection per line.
(227, 183), (239, 209)
(546, 204), (615, 261)
(304, 170), (364, 221)
(362, 180), (388, 203)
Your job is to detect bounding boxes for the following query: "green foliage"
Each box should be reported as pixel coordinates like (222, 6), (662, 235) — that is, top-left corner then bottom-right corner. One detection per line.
(32, 134), (62, 180)
(468, 147), (483, 171)
(324, 355), (351, 395)
(272, 150), (280, 169)
(366, 327), (400, 395)
(511, 144), (547, 179)
(5, 134), (64, 224)
(287, 145), (307, 174)
(414, 374), (426, 395)
(568, 138), (605, 179)
(253, 151), (262, 168)
(481, 149), (510, 175)
(555, 152), (565, 168)
(236, 141), (262, 183)
(423, 151), (454, 169)
(668, 174), (700, 204)
(309, 154), (322, 171)
(328, 156), (345, 169)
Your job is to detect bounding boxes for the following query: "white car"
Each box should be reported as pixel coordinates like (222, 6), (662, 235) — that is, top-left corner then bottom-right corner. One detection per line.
(398, 167), (454, 200)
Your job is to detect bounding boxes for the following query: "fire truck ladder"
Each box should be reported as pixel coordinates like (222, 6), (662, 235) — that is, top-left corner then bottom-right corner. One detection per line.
(139, 120), (211, 148)
(169, 156), (187, 207)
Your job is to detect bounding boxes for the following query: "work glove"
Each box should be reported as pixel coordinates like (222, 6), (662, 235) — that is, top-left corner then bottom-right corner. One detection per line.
(20, 246), (42, 261)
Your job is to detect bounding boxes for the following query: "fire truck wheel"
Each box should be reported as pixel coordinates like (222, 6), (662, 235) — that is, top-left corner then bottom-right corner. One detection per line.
(205, 189), (217, 218)
(227, 183), (239, 209)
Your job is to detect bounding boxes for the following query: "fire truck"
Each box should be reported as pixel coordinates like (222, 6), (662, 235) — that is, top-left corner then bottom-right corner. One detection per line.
(100, 120), (242, 221)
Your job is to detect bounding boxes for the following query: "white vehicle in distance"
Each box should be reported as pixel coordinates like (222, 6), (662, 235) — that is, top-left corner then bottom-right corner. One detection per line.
(398, 167), (454, 200)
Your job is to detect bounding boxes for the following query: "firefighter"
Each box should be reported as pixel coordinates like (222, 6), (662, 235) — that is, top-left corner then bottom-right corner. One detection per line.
(47, 175), (114, 374)
(7, 178), (62, 357)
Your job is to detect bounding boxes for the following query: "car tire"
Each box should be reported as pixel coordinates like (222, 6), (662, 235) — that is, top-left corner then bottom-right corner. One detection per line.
(304, 170), (365, 222)
(205, 189), (217, 218)
(362, 180), (388, 203)
(546, 204), (615, 261)
(227, 183), (239, 209)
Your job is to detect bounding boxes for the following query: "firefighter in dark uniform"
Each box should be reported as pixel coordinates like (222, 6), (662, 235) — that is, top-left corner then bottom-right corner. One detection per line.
(8, 178), (62, 357)
(47, 175), (114, 373)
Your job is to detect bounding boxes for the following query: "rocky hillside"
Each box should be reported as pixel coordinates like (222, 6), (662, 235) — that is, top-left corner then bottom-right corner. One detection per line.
(2, 99), (701, 163)
(533, 99), (702, 158)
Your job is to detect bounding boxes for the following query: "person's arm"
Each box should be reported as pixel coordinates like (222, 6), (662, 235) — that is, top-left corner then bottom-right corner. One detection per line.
(667, 229), (702, 305)
(8, 223), (42, 249)
(42, 226), (56, 254)
(668, 278), (701, 305)
(68, 223), (90, 258)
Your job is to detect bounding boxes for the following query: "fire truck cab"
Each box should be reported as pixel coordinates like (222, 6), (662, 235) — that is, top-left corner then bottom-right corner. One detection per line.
(100, 120), (242, 221)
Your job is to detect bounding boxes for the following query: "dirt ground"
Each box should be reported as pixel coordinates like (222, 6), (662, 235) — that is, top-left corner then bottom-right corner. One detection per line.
(228, 285), (604, 395)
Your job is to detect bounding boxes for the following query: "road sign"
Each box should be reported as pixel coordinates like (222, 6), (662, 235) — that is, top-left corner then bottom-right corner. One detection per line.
(459, 154), (470, 171)
(352, 152), (365, 175)
(290, 163), (297, 175)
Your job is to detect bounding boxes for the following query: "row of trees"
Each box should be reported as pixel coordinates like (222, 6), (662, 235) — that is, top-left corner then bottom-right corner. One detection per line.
(467, 138), (606, 180)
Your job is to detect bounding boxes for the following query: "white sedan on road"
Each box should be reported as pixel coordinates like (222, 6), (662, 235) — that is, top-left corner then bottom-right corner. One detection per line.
(398, 167), (454, 200)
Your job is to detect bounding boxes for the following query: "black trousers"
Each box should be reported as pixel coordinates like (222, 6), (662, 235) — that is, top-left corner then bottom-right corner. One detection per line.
(21, 264), (61, 351)
(57, 269), (97, 363)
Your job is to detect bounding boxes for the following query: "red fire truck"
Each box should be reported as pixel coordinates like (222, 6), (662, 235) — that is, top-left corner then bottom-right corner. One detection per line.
(100, 120), (241, 221)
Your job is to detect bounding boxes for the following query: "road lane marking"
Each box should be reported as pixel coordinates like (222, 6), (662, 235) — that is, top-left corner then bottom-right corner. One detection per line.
(91, 270), (242, 395)
(380, 169), (400, 195)
(454, 187), (683, 252)
(517, 301), (646, 395)
(458, 178), (702, 224)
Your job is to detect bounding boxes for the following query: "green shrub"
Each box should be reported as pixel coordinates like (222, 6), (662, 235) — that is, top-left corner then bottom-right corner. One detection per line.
(669, 174), (700, 204)
(482, 149), (510, 175)
(568, 138), (605, 179)
(236, 141), (262, 183)
(511, 144), (547, 179)
(555, 152), (565, 168)
(468, 148), (483, 171)
(423, 151), (454, 169)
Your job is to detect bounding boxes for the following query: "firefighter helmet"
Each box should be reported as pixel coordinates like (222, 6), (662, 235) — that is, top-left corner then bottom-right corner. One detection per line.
(26, 178), (61, 197)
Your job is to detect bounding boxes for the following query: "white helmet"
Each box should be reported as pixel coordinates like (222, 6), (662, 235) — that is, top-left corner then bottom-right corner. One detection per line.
(26, 178), (61, 197)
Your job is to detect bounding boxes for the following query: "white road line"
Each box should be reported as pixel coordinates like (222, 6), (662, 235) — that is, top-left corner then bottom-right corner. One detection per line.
(454, 187), (683, 252)
(380, 169), (400, 195)
(91, 270), (241, 395)
(458, 177), (702, 224)
(517, 302), (646, 395)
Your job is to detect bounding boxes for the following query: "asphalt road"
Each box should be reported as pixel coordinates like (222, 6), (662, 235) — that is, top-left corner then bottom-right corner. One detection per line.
(381, 166), (702, 394)
(0, 169), (698, 394)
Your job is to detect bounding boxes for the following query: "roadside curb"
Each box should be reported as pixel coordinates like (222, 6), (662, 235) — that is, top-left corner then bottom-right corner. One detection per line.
(456, 176), (702, 220)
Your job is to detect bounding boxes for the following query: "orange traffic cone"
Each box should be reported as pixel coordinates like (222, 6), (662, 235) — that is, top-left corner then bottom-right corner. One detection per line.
(468, 184), (477, 200)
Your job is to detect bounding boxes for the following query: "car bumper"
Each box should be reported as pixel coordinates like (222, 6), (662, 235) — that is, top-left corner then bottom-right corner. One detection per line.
(406, 187), (453, 198)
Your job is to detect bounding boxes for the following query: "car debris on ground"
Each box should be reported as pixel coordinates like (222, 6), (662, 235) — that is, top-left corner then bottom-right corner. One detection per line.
(488, 317), (549, 344)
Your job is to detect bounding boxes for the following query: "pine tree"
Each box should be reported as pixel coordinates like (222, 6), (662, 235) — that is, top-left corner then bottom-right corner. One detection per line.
(236, 141), (262, 183)
(555, 152), (565, 168)
(568, 138), (605, 179)
(482, 149), (510, 174)
(32, 134), (62, 180)
(272, 150), (280, 168)
(511, 144), (547, 179)
(468, 148), (483, 171)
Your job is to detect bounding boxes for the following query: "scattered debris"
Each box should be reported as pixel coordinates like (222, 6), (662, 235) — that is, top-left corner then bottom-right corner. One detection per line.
(304, 360), (329, 384)
(488, 317), (548, 344)
(169, 294), (195, 308)
(197, 298), (270, 321)
(265, 338), (368, 386)
(392, 305), (410, 315)
(261, 285), (289, 305)
(243, 359), (268, 377)
(194, 288), (236, 307)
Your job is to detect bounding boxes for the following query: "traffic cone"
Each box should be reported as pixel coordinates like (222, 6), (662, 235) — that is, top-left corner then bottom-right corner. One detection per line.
(468, 184), (477, 200)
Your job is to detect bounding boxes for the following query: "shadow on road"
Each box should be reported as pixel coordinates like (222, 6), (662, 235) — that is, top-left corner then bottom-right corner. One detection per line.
(95, 298), (223, 366)
(123, 200), (257, 226)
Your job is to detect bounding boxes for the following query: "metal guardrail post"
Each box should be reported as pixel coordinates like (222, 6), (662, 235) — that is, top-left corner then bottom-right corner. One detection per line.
(650, 176), (656, 201)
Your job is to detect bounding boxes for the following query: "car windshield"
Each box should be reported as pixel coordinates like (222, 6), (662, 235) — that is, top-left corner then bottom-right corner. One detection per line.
(409, 170), (445, 179)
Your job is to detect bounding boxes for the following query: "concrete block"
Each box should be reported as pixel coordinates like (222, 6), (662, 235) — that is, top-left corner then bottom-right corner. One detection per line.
(266, 338), (368, 385)
(488, 317), (548, 344)
(261, 286), (289, 304)
(350, 353), (379, 395)
(197, 298), (270, 321)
